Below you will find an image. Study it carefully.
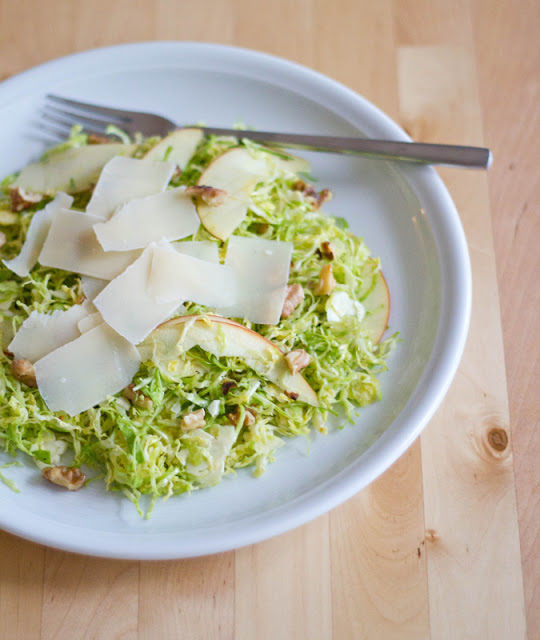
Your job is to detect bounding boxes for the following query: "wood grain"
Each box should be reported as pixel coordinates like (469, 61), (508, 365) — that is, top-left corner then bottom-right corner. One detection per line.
(472, 0), (540, 633)
(0, 0), (536, 638)
(41, 550), (139, 639)
(398, 45), (526, 638)
(235, 518), (331, 640)
(139, 555), (235, 640)
(0, 532), (44, 640)
(330, 444), (430, 639)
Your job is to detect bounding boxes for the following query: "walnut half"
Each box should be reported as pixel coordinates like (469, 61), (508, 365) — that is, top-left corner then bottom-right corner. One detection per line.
(42, 466), (86, 491)
(281, 283), (304, 319)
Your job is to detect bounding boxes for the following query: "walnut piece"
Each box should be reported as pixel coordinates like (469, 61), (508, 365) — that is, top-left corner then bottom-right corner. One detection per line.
(314, 264), (336, 295)
(227, 406), (256, 427)
(42, 466), (86, 491)
(122, 384), (153, 410)
(181, 408), (206, 430)
(281, 283), (305, 318)
(285, 349), (311, 375)
(291, 181), (333, 210)
(320, 241), (335, 260)
(185, 185), (228, 206)
(11, 359), (37, 387)
(221, 380), (237, 395)
(10, 187), (43, 212)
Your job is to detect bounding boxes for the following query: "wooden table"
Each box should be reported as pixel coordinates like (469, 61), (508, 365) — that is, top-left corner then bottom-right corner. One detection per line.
(1, 1), (537, 638)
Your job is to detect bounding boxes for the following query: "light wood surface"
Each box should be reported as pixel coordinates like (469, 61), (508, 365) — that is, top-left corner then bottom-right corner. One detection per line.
(1, 1), (537, 638)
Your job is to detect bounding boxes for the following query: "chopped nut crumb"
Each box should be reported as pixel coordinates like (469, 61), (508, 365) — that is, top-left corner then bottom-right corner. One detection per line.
(314, 264), (336, 295)
(87, 132), (111, 144)
(320, 241), (335, 260)
(221, 380), (237, 395)
(227, 406), (256, 427)
(42, 466), (86, 491)
(9, 187), (43, 212)
(292, 179), (307, 191)
(284, 390), (299, 401)
(281, 283), (304, 318)
(122, 384), (153, 410)
(185, 185), (228, 206)
(11, 358), (37, 387)
(181, 408), (206, 430)
(285, 349), (311, 375)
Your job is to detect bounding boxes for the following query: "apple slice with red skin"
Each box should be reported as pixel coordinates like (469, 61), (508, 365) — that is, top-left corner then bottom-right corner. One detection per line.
(139, 314), (319, 406)
(144, 128), (203, 168)
(195, 147), (312, 241)
(195, 148), (268, 241)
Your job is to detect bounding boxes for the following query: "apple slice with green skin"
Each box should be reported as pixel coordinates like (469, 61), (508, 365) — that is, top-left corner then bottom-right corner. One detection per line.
(144, 128), (203, 167)
(361, 270), (390, 344)
(139, 314), (319, 406)
(13, 144), (137, 194)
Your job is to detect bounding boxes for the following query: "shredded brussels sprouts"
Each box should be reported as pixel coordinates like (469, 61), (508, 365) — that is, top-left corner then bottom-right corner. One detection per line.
(0, 127), (396, 516)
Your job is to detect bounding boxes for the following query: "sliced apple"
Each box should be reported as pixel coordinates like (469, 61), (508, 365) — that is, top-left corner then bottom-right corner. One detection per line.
(361, 270), (390, 344)
(139, 314), (319, 406)
(13, 143), (137, 194)
(195, 146), (313, 241)
(261, 150), (311, 175)
(144, 128), (203, 167)
(195, 148), (269, 241)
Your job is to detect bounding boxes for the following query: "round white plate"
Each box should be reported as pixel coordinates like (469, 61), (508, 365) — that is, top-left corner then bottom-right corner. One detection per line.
(0, 42), (471, 559)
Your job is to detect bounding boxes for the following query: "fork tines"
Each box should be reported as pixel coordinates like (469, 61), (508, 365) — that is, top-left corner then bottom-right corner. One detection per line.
(44, 94), (130, 138)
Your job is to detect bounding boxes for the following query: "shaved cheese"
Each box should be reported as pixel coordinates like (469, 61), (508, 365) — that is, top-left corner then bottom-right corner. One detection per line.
(8, 303), (90, 362)
(81, 275), (108, 300)
(86, 156), (176, 220)
(93, 187), (200, 251)
(78, 311), (103, 333)
(39, 208), (140, 279)
(171, 240), (220, 263)
(3, 192), (73, 277)
(13, 144), (136, 194)
(34, 323), (141, 416)
(217, 236), (293, 324)
(93, 244), (182, 344)
(149, 242), (238, 308)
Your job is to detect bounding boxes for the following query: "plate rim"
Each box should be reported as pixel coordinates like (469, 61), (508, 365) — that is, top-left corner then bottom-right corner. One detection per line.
(0, 41), (471, 559)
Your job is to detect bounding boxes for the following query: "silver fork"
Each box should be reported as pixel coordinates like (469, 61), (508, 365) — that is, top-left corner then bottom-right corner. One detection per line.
(43, 94), (492, 169)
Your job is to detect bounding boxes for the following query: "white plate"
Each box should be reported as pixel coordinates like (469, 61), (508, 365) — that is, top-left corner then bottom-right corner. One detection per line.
(0, 42), (471, 559)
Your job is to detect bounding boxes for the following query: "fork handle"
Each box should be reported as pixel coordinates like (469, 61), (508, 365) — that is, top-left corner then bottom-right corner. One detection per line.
(199, 127), (492, 169)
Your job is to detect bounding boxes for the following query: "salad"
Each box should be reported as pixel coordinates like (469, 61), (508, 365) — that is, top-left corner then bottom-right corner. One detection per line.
(0, 126), (395, 515)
